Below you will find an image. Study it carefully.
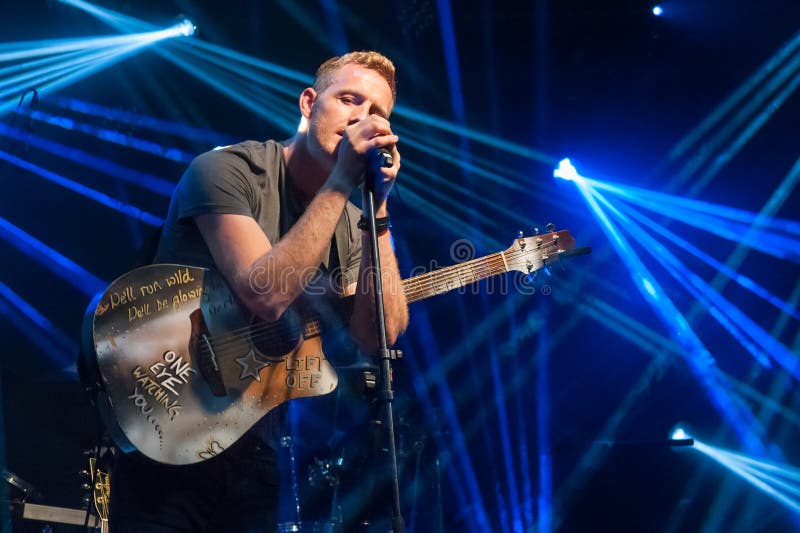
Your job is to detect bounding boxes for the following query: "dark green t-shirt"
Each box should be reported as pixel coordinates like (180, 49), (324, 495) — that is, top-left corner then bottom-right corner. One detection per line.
(155, 139), (362, 289)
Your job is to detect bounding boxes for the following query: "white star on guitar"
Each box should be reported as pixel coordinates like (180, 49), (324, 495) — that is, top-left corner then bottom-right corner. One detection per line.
(235, 349), (271, 382)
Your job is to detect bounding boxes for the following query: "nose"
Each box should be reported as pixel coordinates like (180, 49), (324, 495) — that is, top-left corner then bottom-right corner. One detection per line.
(347, 103), (370, 125)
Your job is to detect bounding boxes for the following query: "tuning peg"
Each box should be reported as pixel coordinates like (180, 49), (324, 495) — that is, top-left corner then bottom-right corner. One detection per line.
(546, 222), (556, 232)
(526, 271), (537, 283)
(543, 266), (552, 277)
(516, 230), (527, 250)
(534, 227), (540, 235)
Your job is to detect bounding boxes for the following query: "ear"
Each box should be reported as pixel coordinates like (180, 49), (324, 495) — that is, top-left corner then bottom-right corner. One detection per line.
(299, 88), (317, 119)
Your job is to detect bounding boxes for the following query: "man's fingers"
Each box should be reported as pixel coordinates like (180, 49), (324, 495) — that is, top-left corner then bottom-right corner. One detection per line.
(368, 134), (399, 149)
(347, 115), (395, 143)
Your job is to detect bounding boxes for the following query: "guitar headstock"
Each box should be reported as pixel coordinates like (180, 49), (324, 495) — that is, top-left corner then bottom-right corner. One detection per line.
(89, 457), (110, 529)
(503, 227), (576, 276)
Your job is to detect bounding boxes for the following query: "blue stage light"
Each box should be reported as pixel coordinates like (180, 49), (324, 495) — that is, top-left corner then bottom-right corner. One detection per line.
(616, 203), (800, 321)
(0, 23), (198, 117)
(60, 0), (560, 186)
(555, 159), (765, 452)
(393, 104), (557, 164)
(652, 5), (664, 17)
(553, 158), (580, 182)
(15, 108), (196, 164)
(177, 18), (196, 38)
(0, 215), (105, 296)
(48, 96), (235, 146)
(668, 29), (800, 166)
(0, 145), (165, 226)
(573, 174), (800, 262)
(590, 191), (800, 372)
(671, 426), (689, 441)
(668, 425), (695, 448)
(590, 179), (800, 237)
(589, 189), (799, 376)
(0, 122), (175, 197)
(0, 281), (77, 362)
(642, 278), (657, 298)
(536, 304), (552, 533)
(693, 439), (800, 514)
(0, 285), (77, 372)
(56, 0), (149, 32)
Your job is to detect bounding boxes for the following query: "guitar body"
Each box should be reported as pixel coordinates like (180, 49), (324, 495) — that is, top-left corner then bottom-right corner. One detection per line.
(83, 264), (338, 465)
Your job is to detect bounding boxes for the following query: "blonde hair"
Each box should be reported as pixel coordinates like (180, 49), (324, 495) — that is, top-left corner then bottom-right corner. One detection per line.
(313, 51), (396, 101)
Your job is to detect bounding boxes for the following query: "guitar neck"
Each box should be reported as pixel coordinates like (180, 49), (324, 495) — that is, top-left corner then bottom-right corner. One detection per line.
(403, 252), (507, 303)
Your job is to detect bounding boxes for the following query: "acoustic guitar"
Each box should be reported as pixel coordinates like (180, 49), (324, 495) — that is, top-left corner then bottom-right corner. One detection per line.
(82, 230), (579, 464)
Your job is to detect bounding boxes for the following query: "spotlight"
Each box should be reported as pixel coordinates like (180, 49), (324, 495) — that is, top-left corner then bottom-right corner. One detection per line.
(669, 424), (695, 448)
(652, 5), (664, 16)
(176, 17), (196, 37)
(553, 158), (580, 182)
(671, 426), (689, 440)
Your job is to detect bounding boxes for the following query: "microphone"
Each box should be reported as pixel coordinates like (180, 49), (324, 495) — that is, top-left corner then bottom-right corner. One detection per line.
(371, 147), (393, 169)
(365, 147), (394, 191)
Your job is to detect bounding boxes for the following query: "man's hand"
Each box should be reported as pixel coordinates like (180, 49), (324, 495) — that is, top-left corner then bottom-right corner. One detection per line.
(368, 143), (400, 208)
(329, 114), (400, 205)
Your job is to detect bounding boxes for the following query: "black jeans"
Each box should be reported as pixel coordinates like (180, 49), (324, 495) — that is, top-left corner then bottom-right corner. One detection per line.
(110, 433), (279, 533)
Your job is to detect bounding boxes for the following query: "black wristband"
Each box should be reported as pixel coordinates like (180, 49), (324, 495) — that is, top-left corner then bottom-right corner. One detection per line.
(358, 215), (391, 234)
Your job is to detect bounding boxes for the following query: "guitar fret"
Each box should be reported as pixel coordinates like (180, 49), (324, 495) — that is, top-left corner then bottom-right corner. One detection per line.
(404, 253), (507, 303)
(457, 268), (470, 288)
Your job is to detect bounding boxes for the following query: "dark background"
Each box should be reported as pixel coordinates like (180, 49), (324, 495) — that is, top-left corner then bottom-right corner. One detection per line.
(1, 0), (799, 531)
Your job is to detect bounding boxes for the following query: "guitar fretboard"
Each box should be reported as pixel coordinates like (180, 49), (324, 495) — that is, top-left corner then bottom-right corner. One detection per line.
(402, 252), (508, 303)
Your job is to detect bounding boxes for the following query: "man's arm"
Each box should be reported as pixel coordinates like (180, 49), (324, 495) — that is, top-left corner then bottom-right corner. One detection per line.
(196, 112), (407, 352)
(345, 139), (409, 351)
(196, 177), (352, 322)
(197, 115), (404, 329)
(348, 203), (409, 352)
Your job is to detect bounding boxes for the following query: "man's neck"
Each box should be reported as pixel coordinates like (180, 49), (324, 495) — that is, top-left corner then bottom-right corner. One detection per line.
(283, 134), (331, 206)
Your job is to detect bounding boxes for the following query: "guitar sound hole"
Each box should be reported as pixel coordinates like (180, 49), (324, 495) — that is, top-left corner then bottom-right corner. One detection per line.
(250, 309), (303, 360)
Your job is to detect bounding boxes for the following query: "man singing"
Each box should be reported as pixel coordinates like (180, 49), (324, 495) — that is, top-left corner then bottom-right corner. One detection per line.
(110, 50), (409, 532)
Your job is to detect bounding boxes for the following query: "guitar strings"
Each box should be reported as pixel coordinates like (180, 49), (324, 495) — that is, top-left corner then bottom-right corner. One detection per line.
(401, 234), (564, 293)
(197, 317), (316, 354)
(403, 240), (563, 302)
(404, 253), (507, 303)
(195, 241), (565, 351)
(200, 255), (504, 349)
(197, 243), (563, 353)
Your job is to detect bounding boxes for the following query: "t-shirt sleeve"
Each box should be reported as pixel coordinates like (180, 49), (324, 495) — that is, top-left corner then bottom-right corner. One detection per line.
(176, 148), (256, 220)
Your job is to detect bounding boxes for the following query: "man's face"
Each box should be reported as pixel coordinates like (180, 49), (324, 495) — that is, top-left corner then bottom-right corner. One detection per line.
(305, 63), (394, 166)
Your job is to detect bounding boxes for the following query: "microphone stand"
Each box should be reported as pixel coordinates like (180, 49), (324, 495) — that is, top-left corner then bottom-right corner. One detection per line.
(362, 153), (404, 533)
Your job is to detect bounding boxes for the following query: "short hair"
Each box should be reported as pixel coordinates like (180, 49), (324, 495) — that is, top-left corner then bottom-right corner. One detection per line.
(313, 51), (396, 101)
